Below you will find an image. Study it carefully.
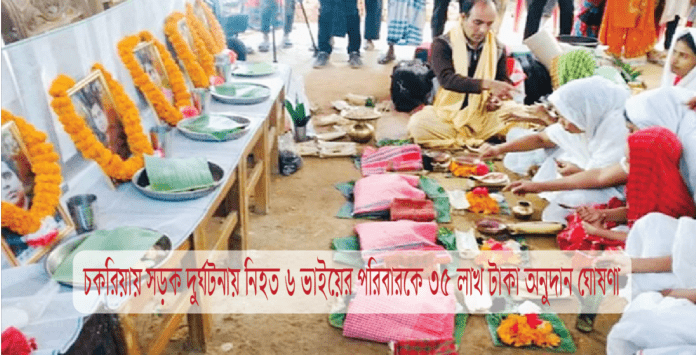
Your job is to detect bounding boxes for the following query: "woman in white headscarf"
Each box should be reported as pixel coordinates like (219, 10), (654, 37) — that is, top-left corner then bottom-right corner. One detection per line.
(625, 86), (696, 201)
(662, 28), (696, 91)
(481, 76), (630, 222)
(605, 213), (696, 355)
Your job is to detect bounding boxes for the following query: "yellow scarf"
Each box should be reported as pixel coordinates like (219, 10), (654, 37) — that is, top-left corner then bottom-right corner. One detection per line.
(432, 19), (506, 145)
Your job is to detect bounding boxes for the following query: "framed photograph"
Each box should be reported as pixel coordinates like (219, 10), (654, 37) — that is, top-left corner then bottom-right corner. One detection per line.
(177, 18), (196, 56)
(176, 18), (197, 88)
(1, 122), (75, 266)
(133, 41), (174, 121)
(67, 71), (132, 188)
(193, 1), (211, 31)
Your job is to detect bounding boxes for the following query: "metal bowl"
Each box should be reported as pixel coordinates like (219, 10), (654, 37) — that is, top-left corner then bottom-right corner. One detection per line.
(557, 35), (599, 48)
(44, 230), (171, 288)
(342, 107), (382, 121)
(177, 114), (251, 142)
(210, 82), (271, 105)
(132, 161), (224, 201)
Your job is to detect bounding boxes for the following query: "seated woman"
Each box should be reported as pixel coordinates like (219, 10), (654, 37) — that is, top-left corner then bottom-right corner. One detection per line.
(662, 29), (696, 90)
(625, 85), (696, 201)
(560, 127), (695, 249)
(508, 85), (696, 208)
(604, 213), (696, 354)
(607, 289), (696, 355)
(480, 76), (630, 222)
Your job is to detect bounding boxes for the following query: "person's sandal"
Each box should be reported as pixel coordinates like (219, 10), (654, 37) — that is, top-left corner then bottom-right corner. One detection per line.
(378, 52), (395, 65)
(576, 314), (594, 333)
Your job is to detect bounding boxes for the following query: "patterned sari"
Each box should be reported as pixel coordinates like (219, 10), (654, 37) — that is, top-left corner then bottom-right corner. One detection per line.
(598, 0), (657, 58)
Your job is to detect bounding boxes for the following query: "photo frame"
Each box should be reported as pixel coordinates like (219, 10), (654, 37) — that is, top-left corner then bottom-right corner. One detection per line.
(193, 1), (211, 31)
(164, 12), (209, 88)
(133, 41), (173, 123)
(67, 70), (132, 188)
(1, 121), (75, 266)
(177, 18), (196, 58)
(177, 18), (197, 88)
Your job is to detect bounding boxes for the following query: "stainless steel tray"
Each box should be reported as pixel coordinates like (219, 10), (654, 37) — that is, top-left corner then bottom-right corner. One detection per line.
(132, 161), (224, 201)
(231, 62), (277, 77)
(44, 229), (172, 288)
(210, 82), (271, 105)
(176, 114), (251, 142)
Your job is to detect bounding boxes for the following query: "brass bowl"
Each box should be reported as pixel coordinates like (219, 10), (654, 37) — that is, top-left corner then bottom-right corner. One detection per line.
(347, 122), (374, 143)
(512, 200), (534, 220)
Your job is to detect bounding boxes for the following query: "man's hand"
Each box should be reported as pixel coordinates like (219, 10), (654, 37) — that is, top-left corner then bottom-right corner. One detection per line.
(504, 180), (540, 195)
(486, 96), (502, 111)
(555, 160), (582, 176)
(484, 79), (515, 100)
(479, 143), (501, 160)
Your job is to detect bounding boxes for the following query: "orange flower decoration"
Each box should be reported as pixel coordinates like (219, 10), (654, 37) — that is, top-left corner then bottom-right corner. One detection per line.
(197, 0), (227, 51)
(164, 12), (209, 88)
(497, 314), (561, 348)
(466, 191), (499, 214)
(117, 31), (192, 126)
(1, 110), (62, 235)
(449, 161), (478, 177)
(186, 3), (223, 55)
(48, 64), (153, 182)
(184, 8), (216, 78)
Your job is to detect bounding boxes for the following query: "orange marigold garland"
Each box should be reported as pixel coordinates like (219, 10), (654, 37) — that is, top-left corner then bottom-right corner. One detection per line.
(185, 9), (216, 78)
(117, 31), (192, 126)
(496, 314), (561, 348)
(48, 65), (153, 181)
(197, 0), (227, 51)
(1, 110), (62, 235)
(164, 12), (209, 88)
(186, 3), (223, 55)
(466, 187), (499, 214)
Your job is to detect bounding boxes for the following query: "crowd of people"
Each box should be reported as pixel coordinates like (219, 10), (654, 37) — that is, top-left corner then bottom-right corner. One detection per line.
(410, 1), (695, 352)
(234, 0), (696, 352)
(238, 0), (695, 68)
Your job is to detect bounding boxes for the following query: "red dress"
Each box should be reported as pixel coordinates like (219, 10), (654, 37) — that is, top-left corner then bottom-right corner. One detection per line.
(557, 127), (696, 251)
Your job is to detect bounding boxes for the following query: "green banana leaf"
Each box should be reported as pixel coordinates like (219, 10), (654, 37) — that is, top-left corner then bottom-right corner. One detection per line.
(179, 114), (245, 141)
(144, 156), (215, 193)
(52, 227), (165, 284)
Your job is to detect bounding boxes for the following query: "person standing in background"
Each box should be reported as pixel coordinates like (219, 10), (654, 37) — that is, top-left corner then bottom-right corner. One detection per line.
(599, 0), (657, 59)
(314, 0), (363, 68)
(364, 0), (382, 50)
(282, 0), (296, 48)
(523, 0), (574, 39)
(431, 0), (465, 38)
(379, 0), (427, 64)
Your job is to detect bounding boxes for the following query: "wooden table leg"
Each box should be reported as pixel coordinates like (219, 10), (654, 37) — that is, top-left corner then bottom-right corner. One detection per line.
(186, 313), (210, 353)
(237, 154), (249, 251)
(253, 120), (270, 215)
(118, 314), (143, 355)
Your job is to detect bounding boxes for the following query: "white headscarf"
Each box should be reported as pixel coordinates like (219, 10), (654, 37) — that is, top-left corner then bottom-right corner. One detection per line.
(660, 0), (690, 24)
(545, 76), (630, 170)
(662, 27), (696, 90)
(625, 86), (696, 199)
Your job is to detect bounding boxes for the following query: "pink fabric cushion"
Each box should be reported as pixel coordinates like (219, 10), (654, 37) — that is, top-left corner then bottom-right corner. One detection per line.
(353, 174), (426, 215)
(361, 144), (423, 176)
(355, 221), (448, 263)
(343, 284), (456, 343)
